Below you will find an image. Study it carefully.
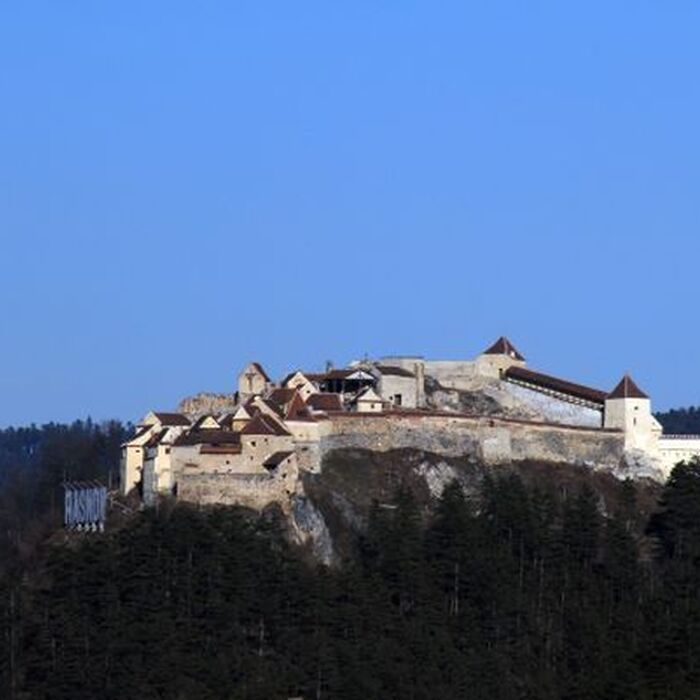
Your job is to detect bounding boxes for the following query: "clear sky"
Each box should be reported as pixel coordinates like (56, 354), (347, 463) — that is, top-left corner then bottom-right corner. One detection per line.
(1, 1), (699, 427)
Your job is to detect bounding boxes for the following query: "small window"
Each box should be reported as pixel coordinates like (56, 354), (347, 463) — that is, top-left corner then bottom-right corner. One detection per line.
(251, 440), (256, 447)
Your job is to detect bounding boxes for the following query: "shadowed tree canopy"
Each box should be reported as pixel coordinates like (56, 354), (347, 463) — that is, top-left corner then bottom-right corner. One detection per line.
(0, 422), (699, 698)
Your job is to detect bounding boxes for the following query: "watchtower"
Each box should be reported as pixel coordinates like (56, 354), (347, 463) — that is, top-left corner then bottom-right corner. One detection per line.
(476, 336), (527, 378)
(604, 374), (662, 452)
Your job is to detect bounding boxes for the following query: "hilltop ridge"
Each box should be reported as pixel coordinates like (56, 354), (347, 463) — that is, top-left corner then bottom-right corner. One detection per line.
(116, 337), (700, 561)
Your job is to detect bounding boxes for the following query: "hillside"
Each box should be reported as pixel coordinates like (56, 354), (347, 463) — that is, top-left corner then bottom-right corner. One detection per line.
(3, 420), (700, 698)
(2, 462), (700, 699)
(301, 447), (662, 564)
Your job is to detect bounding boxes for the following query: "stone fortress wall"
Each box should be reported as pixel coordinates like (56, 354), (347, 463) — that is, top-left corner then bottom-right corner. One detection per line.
(177, 470), (299, 512)
(381, 340), (700, 479)
(317, 413), (625, 472)
(658, 434), (700, 474)
(500, 383), (603, 428)
(124, 336), (700, 516)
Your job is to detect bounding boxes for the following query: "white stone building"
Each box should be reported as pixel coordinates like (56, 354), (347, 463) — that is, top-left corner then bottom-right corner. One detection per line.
(122, 336), (700, 509)
(238, 362), (271, 399)
(120, 412), (191, 495)
(372, 365), (419, 408)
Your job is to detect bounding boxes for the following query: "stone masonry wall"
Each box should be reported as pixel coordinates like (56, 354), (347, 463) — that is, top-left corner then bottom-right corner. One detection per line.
(422, 360), (479, 390)
(500, 382), (603, 428)
(178, 472), (298, 513)
(319, 414), (624, 470)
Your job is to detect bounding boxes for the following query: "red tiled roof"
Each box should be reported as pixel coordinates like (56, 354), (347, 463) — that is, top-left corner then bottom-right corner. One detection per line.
(281, 370), (315, 386)
(324, 369), (355, 380)
(304, 372), (328, 382)
(131, 426), (151, 440)
(243, 396), (259, 412)
(244, 396), (283, 418)
(152, 412), (191, 426)
(608, 375), (649, 400)
(217, 413), (235, 429)
(268, 387), (297, 406)
(174, 430), (242, 447)
(144, 429), (169, 448)
(483, 337), (525, 361)
(307, 393), (344, 412)
(240, 414), (291, 437)
(284, 392), (312, 420)
(192, 415), (220, 429)
(505, 366), (607, 405)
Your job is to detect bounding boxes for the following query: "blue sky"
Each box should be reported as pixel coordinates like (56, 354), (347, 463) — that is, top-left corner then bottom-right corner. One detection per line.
(1, 2), (699, 426)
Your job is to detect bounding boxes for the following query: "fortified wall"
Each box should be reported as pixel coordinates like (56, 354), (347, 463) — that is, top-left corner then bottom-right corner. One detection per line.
(177, 471), (299, 513)
(317, 413), (625, 472)
(500, 383), (603, 428)
(125, 336), (698, 519)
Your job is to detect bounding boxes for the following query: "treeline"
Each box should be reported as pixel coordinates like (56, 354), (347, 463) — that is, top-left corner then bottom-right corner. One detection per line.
(655, 406), (700, 435)
(0, 420), (128, 570)
(1, 460), (700, 698)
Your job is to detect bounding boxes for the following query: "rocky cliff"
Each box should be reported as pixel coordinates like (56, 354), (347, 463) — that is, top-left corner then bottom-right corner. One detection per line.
(292, 447), (663, 565)
(425, 374), (603, 427)
(178, 392), (238, 416)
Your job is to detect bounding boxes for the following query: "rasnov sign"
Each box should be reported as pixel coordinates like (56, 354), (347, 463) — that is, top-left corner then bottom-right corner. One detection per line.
(63, 481), (107, 531)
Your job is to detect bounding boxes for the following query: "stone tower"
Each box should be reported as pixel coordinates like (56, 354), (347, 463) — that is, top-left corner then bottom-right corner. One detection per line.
(476, 336), (527, 378)
(238, 362), (271, 400)
(604, 374), (662, 452)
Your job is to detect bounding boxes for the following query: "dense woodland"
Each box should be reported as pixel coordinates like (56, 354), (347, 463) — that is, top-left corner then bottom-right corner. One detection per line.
(0, 420), (127, 570)
(1, 423), (700, 698)
(656, 406), (700, 435)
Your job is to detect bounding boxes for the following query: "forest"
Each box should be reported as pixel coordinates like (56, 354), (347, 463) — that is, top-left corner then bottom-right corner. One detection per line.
(1, 422), (700, 698)
(656, 406), (700, 435)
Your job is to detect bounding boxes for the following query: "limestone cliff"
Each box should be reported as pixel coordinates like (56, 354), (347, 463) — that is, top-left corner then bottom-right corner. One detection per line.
(177, 392), (238, 416)
(425, 374), (603, 428)
(295, 447), (662, 565)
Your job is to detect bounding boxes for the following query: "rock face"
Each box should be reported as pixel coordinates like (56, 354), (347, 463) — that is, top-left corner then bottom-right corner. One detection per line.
(424, 376), (503, 415)
(178, 392), (238, 416)
(300, 447), (663, 563)
(425, 375), (603, 428)
(289, 496), (335, 565)
(614, 449), (666, 482)
(281, 410), (630, 562)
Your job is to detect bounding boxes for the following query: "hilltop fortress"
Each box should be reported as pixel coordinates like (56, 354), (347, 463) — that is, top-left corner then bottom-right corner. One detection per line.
(121, 337), (700, 513)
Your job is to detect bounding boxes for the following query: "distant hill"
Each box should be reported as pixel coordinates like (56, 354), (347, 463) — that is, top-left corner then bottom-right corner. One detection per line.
(655, 406), (700, 434)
